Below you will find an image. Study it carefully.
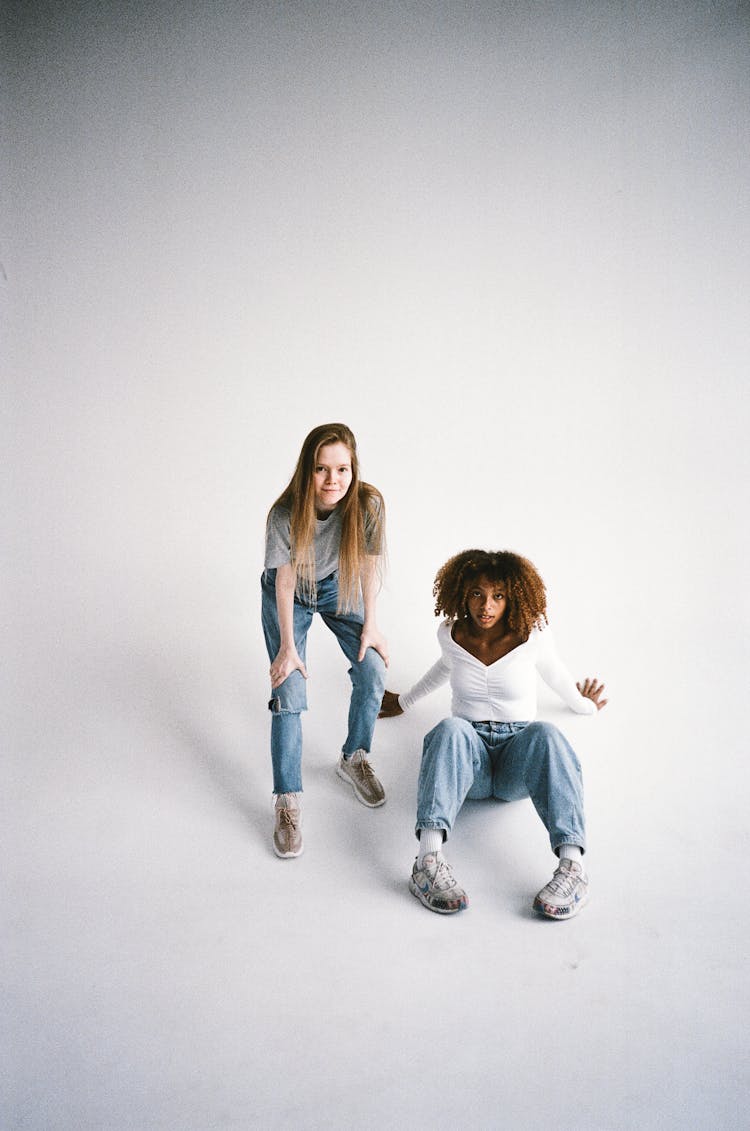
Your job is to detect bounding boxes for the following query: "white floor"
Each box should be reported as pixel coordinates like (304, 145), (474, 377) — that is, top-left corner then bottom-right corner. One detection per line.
(5, 602), (748, 1131)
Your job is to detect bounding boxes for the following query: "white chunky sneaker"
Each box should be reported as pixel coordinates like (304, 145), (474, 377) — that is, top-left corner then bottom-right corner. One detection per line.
(409, 852), (469, 915)
(533, 858), (589, 919)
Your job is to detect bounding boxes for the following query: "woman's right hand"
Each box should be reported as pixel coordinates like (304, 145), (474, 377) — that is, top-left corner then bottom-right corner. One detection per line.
(270, 647), (308, 689)
(378, 690), (403, 718)
(576, 678), (608, 710)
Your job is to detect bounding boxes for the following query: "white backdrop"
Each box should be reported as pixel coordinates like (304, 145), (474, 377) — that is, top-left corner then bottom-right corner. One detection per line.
(4, 2), (749, 1129)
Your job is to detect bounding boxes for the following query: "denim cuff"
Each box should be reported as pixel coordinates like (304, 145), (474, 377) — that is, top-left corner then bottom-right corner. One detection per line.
(552, 838), (586, 856)
(415, 822), (448, 840)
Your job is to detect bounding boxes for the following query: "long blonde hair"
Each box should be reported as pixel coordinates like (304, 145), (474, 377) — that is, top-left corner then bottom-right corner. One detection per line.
(268, 423), (385, 612)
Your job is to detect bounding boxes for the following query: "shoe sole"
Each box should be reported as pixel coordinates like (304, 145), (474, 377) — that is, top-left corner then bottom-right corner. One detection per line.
(408, 875), (468, 914)
(336, 764), (385, 808)
(533, 888), (589, 919)
(273, 841), (304, 859)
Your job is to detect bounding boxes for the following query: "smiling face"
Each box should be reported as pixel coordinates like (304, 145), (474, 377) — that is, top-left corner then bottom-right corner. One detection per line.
(465, 575), (508, 632)
(313, 441), (353, 514)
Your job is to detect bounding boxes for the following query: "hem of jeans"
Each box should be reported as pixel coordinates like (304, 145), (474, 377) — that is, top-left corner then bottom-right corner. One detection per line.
(415, 822), (449, 840)
(273, 786), (303, 796)
(552, 837), (586, 856)
(341, 746), (370, 758)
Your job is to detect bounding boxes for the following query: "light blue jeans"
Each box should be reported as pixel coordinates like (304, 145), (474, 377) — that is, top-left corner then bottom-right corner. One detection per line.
(261, 569), (387, 794)
(416, 717), (586, 854)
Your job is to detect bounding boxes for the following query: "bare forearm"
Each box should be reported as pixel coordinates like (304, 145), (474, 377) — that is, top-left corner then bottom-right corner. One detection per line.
(275, 564), (297, 648)
(359, 555), (389, 666)
(269, 564), (307, 687)
(361, 555), (381, 628)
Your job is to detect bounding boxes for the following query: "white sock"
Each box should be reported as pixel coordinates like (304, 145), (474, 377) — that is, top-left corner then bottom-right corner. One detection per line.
(558, 844), (583, 867)
(418, 828), (444, 864)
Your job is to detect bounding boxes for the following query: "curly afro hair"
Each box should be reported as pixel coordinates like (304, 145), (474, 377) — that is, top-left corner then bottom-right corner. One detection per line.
(433, 549), (548, 641)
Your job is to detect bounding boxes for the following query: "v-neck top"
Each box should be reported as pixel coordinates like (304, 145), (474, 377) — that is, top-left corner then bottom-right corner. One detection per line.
(398, 620), (596, 722)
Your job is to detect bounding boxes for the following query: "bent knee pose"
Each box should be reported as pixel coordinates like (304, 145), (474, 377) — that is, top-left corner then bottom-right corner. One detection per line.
(380, 549), (607, 919)
(262, 423), (388, 858)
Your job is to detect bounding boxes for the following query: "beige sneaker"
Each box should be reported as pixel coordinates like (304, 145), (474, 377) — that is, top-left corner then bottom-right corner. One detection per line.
(336, 750), (385, 807)
(273, 793), (303, 858)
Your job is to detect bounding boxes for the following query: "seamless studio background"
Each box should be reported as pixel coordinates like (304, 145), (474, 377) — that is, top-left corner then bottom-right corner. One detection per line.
(3, 2), (749, 1129)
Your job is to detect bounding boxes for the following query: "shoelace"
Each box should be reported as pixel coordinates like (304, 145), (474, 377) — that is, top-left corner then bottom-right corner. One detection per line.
(352, 756), (375, 781)
(545, 864), (580, 897)
(431, 857), (459, 892)
(278, 808), (298, 830)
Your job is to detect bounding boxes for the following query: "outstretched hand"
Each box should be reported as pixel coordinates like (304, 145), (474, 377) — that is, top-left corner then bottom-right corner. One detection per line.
(378, 690), (403, 718)
(577, 678), (608, 711)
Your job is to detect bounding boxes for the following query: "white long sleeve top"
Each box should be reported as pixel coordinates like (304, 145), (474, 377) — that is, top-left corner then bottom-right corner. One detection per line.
(398, 620), (597, 722)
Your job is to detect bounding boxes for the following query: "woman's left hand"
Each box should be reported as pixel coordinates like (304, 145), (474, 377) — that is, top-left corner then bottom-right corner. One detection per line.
(577, 678), (608, 710)
(358, 625), (389, 666)
(378, 690), (403, 718)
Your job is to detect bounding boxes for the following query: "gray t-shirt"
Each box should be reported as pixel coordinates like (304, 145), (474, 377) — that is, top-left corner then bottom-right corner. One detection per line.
(265, 506), (342, 579)
(264, 500), (381, 580)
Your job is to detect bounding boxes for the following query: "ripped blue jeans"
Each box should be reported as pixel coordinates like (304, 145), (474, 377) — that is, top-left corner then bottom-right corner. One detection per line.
(261, 569), (387, 794)
(416, 717), (586, 854)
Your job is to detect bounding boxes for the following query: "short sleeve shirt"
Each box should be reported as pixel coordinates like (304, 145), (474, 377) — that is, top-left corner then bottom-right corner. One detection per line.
(264, 498), (382, 580)
(264, 506), (342, 580)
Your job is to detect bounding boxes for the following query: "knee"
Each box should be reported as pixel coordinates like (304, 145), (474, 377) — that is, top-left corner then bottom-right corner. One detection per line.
(353, 648), (387, 695)
(270, 669), (307, 713)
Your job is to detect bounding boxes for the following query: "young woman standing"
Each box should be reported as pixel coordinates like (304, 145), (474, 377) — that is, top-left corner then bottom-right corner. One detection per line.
(262, 423), (388, 858)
